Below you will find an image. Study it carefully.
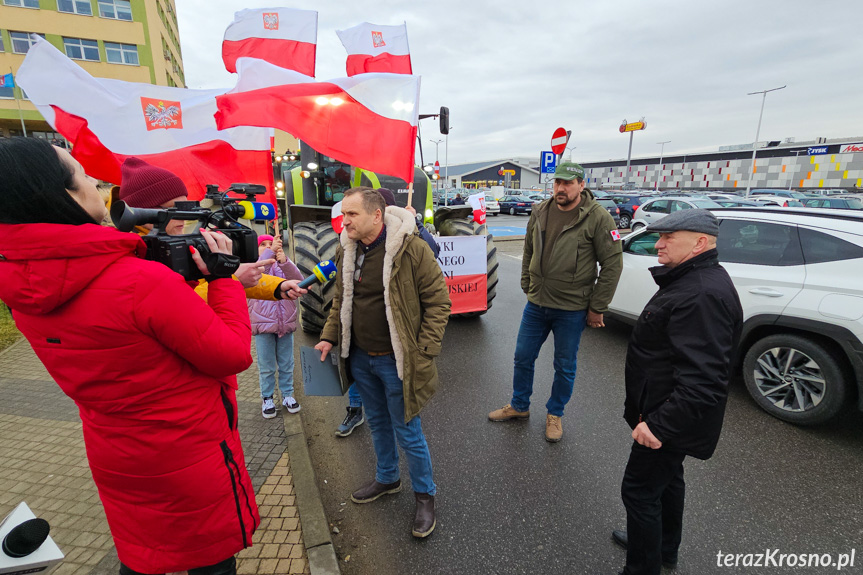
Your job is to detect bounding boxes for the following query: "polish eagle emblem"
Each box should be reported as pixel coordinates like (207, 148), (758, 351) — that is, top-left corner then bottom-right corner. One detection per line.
(140, 97), (183, 131)
(263, 12), (279, 30)
(372, 31), (386, 48)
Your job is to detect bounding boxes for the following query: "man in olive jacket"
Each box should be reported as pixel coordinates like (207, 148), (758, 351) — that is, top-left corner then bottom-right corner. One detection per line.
(316, 187), (450, 539)
(489, 161), (622, 442)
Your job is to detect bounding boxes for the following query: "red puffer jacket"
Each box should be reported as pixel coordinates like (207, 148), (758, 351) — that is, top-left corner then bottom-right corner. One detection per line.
(0, 223), (259, 573)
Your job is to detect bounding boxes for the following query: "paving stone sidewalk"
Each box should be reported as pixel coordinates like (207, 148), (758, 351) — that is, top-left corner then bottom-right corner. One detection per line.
(0, 339), (310, 575)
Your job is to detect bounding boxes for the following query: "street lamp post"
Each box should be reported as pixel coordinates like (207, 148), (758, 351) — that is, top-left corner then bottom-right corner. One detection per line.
(655, 140), (670, 191)
(566, 146), (577, 161)
(787, 149), (806, 191)
(429, 139), (443, 191)
(745, 85), (786, 196)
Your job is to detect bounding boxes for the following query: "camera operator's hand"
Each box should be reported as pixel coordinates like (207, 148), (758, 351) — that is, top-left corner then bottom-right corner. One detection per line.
(279, 279), (307, 301)
(314, 340), (333, 362)
(235, 261), (275, 288)
(190, 229), (234, 277)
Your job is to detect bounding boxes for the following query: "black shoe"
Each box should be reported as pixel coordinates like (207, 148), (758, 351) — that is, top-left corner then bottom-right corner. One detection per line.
(611, 530), (678, 569)
(412, 492), (436, 538)
(350, 479), (401, 504)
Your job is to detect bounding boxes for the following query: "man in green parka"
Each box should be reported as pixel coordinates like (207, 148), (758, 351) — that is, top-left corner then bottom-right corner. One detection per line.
(315, 187), (450, 538)
(489, 161), (623, 442)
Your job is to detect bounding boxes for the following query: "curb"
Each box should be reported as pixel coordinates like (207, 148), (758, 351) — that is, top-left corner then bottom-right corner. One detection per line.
(0, 336), (25, 360)
(282, 411), (341, 575)
(490, 235), (525, 242)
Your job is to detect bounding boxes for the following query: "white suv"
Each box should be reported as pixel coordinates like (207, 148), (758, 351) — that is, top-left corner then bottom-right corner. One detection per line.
(608, 207), (863, 425)
(630, 197), (722, 231)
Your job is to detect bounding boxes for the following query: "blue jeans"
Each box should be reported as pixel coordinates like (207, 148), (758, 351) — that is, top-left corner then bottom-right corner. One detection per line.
(255, 332), (295, 399)
(511, 302), (587, 417)
(347, 383), (363, 408)
(350, 347), (436, 495)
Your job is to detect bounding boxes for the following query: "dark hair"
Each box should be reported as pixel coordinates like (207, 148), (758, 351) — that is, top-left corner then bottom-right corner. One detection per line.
(0, 137), (98, 225)
(343, 186), (386, 216)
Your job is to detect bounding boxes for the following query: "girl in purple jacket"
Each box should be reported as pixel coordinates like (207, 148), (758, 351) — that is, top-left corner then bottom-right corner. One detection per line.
(249, 234), (304, 418)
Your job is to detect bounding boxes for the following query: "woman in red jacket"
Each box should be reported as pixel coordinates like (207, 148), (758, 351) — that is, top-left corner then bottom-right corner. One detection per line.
(0, 138), (261, 575)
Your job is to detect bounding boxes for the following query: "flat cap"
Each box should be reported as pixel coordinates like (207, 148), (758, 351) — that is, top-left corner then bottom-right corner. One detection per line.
(648, 208), (719, 236)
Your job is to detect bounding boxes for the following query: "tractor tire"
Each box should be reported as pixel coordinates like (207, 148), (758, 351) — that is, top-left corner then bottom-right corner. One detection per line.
(293, 221), (340, 334)
(437, 219), (499, 317)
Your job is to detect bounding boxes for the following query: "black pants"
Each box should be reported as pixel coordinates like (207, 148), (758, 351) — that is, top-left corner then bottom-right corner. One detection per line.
(119, 556), (236, 575)
(621, 443), (686, 575)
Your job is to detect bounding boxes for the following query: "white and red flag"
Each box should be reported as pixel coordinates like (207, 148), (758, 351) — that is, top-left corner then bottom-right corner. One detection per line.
(215, 58), (420, 183)
(336, 22), (412, 76)
(467, 192), (487, 225)
(222, 7), (317, 76)
(436, 235), (488, 315)
(331, 201), (344, 234)
(16, 37), (275, 204)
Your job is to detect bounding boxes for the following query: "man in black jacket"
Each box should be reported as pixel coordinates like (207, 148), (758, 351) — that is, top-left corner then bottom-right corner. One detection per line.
(612, 209), (742, 575)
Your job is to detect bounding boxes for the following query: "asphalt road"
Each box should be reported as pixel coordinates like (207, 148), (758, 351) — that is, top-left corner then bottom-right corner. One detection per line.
(293, 238), (863, 575)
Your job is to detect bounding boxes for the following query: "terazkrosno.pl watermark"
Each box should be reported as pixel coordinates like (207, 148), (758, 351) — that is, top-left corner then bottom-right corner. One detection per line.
(717, 550), (856, 570)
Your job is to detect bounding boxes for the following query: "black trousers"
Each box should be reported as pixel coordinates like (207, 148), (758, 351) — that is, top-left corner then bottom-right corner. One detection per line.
(119, 556), (236, 575)
(621, 443), (686, 575)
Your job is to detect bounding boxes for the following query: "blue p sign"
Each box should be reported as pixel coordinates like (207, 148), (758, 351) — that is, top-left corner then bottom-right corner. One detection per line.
(541, 151), (557, 174)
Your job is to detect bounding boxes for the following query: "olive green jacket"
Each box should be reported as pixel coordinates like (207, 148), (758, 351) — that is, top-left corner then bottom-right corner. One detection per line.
(320, 206), (451, 422)
(521, 190), (623, 312)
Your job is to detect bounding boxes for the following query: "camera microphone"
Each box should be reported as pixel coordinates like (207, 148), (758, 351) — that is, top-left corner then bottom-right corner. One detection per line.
(224, 202), (276, 221)
(2, 518), (49, 558)
(298, 260), (338, 289)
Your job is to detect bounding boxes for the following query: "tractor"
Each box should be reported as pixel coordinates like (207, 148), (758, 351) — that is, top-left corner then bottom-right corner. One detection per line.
(281, 140), (499, 334)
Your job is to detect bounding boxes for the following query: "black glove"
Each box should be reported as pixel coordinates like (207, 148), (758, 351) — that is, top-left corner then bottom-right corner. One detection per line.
(203, 251), (241, 281)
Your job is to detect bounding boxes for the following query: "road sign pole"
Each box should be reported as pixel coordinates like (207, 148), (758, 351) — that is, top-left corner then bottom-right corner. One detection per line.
(625, 131), (634, 185)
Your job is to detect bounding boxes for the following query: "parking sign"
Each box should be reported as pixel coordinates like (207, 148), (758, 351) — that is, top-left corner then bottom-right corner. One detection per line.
(541, 151), (557, 174)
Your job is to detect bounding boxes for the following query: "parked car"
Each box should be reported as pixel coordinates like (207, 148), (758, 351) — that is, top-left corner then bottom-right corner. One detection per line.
(715, 199), (761, 208)
(608, 207), (863, 425)
(596, 198), (621, 227)
(529, 193), (551, 202)
(751, 196), (805, 207)
(484, 193), (500, 216)
(605, 193), (651, 229)
(629, 197), (722, 231)
(802, 197), (863, 210)
(498, 195), (534, 215)
(750, 190), (810, 200)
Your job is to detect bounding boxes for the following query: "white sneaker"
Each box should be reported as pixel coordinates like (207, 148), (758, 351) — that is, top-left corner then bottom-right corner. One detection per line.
(262, 397), (277, 419)
(283, 396), (301, 414)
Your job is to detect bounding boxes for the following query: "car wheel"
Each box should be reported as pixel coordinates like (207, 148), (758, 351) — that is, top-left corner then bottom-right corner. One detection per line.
(743, 334), (848, 425)
(509, 207), (516, 215)
(630, 222), (645, 232)
(618, 214), (631, 229)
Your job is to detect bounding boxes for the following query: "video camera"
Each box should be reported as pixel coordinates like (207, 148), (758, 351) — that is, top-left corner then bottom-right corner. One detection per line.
(110, 183), (275, 281)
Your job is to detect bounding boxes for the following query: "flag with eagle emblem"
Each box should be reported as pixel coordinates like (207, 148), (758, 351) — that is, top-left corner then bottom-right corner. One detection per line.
(222, 8), (317, 75)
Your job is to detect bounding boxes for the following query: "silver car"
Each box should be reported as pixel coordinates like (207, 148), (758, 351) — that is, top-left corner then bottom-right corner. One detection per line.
(484, 194), (500, 216)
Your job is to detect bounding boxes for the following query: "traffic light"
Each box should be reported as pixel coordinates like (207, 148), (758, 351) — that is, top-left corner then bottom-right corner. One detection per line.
(440, 106), (449, 135)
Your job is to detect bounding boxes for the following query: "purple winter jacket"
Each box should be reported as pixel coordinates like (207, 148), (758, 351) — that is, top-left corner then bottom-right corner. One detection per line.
(248, 248), (304, 337)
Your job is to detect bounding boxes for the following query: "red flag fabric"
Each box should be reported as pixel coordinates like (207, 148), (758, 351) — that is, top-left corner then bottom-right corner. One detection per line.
(222, 7), (317, 76)
(16, 38), (275, 205)
(336, 22), (412, 76)
(215, 59), (420, 183)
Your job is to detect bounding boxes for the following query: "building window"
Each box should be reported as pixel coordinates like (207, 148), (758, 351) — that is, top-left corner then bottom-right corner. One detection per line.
(63, 37), (99, 61)
(10, 31), (40, 54)
(105, 42), (138, 65)
(98, 0), (132, 21)
(3, 0), (40, 8)
(0, 32), (5, 52)
(57, 0), (91, 15)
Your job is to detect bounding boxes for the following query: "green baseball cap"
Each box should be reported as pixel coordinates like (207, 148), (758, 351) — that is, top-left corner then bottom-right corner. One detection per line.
(554, 161), (585, 181)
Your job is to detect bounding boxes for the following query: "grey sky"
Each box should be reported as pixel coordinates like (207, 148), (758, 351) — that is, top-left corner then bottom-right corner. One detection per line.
(177, 0), (863, 166)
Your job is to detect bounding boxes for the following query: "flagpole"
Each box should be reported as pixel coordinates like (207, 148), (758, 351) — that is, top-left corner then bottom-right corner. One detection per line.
(10, 67), (27, 137)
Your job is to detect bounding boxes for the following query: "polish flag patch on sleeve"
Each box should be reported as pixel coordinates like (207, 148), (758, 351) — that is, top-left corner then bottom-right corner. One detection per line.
(610, 229), (621, 241)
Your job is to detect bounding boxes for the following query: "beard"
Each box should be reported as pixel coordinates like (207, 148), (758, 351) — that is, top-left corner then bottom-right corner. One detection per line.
(555, 193), (576, 207)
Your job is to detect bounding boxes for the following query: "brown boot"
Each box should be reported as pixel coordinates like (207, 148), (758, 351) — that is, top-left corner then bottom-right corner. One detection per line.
(488, 404), (529, 422)
(545, 414), (563, 442)
(350, 479), (401, 504)
(412, 492), (436, 538)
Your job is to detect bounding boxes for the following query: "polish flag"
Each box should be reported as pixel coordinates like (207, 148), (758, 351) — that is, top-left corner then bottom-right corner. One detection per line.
(467, 192), (487, 225)
(436, 235), (488, 314)
(331, 202), (344, 234)
(336, 22), (411, 76)
(215, 58), (420, 183)
(16, 37), (275, 205)
(222, 7), (317, 76)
